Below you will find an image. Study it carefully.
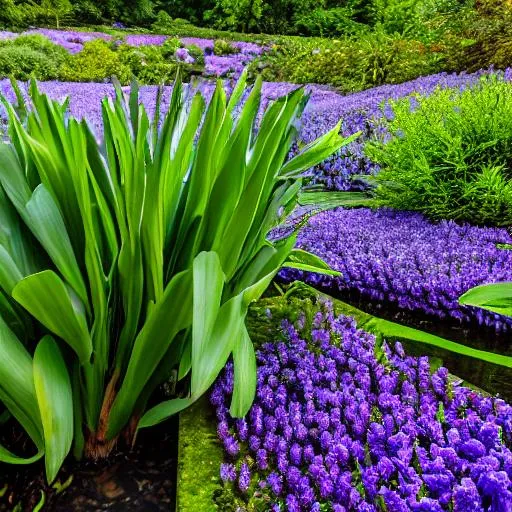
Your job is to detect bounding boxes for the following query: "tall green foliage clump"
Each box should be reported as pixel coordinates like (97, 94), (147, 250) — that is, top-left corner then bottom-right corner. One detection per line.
(367, 76), (512, 226)
(0, 34), (70, 81)
(0, 71), (353, 482)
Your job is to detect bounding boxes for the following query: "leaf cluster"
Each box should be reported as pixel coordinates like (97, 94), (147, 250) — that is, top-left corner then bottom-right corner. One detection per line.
(0, 70), (350, 481)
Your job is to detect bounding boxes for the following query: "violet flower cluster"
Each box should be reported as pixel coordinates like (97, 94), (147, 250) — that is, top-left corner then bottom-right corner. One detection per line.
(280, 208), (512, 331)
(212, 306), (512, 511)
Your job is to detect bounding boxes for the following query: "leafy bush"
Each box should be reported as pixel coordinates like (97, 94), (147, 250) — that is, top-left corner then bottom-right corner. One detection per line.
(60, 39), (132, 83)
(293, 7), (367, 37)
(0, 0), (45, 29)
(185, 43), (205, 65)
(367, 77), (512, 226)
(214, 38), (237, 55)
(0, 72), (350, 481)
(160, 36), (183, 58)
(0, 35), (69, 81)
(445, 1), (512, 73)
(253, 31), (443, 93)
(117, 43), (181, 83)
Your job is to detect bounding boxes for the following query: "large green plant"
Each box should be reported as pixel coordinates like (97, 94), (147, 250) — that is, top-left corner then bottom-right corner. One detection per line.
(0, 72), (354, 481)
(367, 76), (512, 226)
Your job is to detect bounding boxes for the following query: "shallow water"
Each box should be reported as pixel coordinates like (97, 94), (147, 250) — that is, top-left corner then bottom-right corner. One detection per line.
(324, 287), (512, 402)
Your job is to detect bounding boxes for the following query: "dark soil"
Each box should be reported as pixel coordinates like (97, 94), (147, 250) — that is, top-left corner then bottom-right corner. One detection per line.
(0, 418), (178, 511)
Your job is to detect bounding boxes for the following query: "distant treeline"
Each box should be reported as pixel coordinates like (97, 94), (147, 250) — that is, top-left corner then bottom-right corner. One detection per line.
(0, 0), (475, 34)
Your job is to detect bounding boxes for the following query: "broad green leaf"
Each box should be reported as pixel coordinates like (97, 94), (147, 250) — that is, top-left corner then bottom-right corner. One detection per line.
(107, 270), (193, 438)
(294, 282), (512, 370)
(192, 294), (245, 399)
(191, 252), (225, 395)
(0, 184), (39, 277)
(363, 315), (512, 368)
(230, 325), (256, 417)
(217, 90), (306, 278)
(33, 336), (73, 483)
(138, 397), (196, 429)
(459, 282), (512, 317)
(284, 248), (342, 277)
(297, 191), (373, 210)
(280, 124), (360, 177)
(0, 245), (23, 293)
(0, 443), (43, 465)
(25, 184), (88, 306)
(282, 262), (342, 276)
(12, 271), (92, 364)
(0, 316), (43, 451)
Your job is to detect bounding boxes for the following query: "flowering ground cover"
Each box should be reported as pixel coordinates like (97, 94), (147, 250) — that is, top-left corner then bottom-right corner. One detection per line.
(301, 70), (512, 191)
(0, 29), (263, 78)
(212, 302), (512, 511)
(281, 208), (512, 332)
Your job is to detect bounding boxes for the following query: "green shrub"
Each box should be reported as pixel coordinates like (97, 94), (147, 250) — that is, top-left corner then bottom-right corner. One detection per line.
(185, 43), (205, 65)
(0, 36), (69, 80)
(117, 43), (203, 83)
(214, 38), (237, 55)
(160, 36), (182, 58)
(0, 72), (350, 482)
(60, 39), (131, 84)
(118, 44), (183, 83)
(367, 77), (512, 226)
(252, 31), (443, 93)
(445, 2), (512, 73)
(0, 46), (50, 81)
(293, 7), (367, 37)
(10, 34), (69, 63)
(0, 0), (45, 29)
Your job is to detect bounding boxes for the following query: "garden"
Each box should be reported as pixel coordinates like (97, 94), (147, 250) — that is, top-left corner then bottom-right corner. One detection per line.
(1, 1), (512, 511)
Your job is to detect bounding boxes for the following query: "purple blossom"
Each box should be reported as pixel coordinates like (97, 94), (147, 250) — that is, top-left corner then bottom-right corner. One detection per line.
(281, 207), (512, 331)
(238, 462), (251, 492)
(212, 305), (512, 509)
(220, 463), (237, 482)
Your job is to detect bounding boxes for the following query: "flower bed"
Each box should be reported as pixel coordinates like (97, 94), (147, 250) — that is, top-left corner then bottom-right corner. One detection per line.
(0, 63), (508, 189)
(0, 29), (263, 78)
(280, 208), (512, 331)
(281, 207), (512, 331)
(211, 303), (512, 511)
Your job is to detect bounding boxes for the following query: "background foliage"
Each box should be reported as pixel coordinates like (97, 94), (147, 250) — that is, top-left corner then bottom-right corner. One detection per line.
(1, 1), (512, 94)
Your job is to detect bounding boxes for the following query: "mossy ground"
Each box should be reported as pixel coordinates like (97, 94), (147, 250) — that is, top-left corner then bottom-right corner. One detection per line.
(176, 397), (224, 512)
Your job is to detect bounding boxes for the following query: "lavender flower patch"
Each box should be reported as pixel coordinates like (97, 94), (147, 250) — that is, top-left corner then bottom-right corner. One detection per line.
(124, 34), (168, 47)
(212, 306), (512, 511)
(281, 208), (512, 331)
(0, 79), (313, 137)
(0, 30), (263, 78)
(25, 28), (112, 53)
(0, 68), (507, 186)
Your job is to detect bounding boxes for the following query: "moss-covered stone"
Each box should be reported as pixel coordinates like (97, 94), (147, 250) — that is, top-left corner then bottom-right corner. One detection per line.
(176, 397), (224, 511)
